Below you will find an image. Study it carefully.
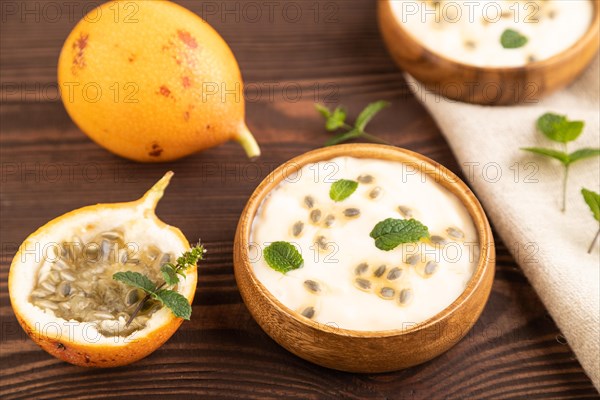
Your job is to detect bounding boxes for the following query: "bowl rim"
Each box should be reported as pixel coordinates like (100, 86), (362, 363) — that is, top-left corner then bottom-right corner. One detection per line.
(378, 0), (600, 73)
(235, 144), (494, 339)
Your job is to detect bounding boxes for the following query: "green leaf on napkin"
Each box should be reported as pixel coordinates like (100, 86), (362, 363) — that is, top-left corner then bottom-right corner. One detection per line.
(582, 188), (600, 253)
(521, 148), (570, 164)
(521, 147), (600, 166)
(582, 188), (600, 222)
(568, 148), (600, 164)
(521, 112), (600, 212)
(537, 113), (584, 143)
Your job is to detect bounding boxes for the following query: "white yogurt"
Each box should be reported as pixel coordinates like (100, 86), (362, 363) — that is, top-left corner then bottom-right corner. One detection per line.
(250, 157), (479, 331)
(390, 0), (593, 67)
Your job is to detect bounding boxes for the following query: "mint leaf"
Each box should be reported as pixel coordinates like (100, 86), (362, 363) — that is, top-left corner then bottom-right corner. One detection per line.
(501, 29), (528, 49)
(160, 264), (179, 286)
(113, 271), (156, 294)
(582, 188), (600, 222)
(325, 107), (347, 131)
(568, 148), (600, 164)
(316, 101), (389, 146)
(355, 101), (390, 131)
(315, 104), (331, 119)
(325, 129), (361, 146)
(521, 147), (600, 166)
(153, 289), (192, 320)
(370, 218), (430, 251)
(263, 241), (304, 273)
(536, 113), (584, 143)
(330, 179), (358, 202)
(521, 147), (570, 165)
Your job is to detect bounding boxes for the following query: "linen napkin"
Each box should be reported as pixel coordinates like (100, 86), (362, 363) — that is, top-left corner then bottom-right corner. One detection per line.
(406, 55), (600, 389)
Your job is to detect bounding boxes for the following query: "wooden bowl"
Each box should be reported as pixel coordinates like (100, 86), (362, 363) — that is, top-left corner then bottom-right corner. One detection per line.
(233, 144), (495, 372)
(377, 0), (600, 105)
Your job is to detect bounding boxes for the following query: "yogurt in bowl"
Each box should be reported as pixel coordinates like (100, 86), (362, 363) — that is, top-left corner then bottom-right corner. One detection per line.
(234, 144), (495, 372)
(377, 0), (600, 104)
(250, 156), (479, 331)
(391, 0), (594, 67)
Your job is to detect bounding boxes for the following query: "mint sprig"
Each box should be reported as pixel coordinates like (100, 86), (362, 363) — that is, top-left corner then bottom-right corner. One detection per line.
(521, 112), (599, 212)
(500, 29), (528, 49)
(315, 101), (391, 146)
(330, 179), (358, 202)
(263, 241), (304, 273)
(537, 113), (584, 143)
(370, 218), (430, 251)
(582, 188), (600, 254)
(113, 242), (205, 323)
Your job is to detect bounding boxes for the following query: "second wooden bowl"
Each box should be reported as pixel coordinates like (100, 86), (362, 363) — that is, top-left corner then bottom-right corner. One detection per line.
(377, 0), (600, 105)
(233, 144), (495, 372)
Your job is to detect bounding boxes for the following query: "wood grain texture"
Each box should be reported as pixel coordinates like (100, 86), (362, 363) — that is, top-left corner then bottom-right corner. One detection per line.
(234, 144), (495, 373)
(377, 0), (600, 105)
(0, 0), (597, 398)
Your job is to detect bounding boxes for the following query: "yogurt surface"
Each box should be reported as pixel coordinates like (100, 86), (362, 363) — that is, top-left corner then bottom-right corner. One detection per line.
(250, 156), (479, 331)
(390, 0), (593, 67)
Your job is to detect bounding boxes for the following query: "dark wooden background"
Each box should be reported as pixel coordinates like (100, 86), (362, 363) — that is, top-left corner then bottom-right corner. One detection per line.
(1, 1), (597, 398)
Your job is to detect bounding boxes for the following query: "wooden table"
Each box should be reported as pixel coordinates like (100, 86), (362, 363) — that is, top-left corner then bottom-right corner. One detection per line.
(1, 1), (597, 398)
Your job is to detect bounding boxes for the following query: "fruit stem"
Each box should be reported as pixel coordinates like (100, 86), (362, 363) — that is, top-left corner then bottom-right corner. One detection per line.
(561, 165), (569, 212)
(235, 123), (261, 160)
(141, 171), (173, 210)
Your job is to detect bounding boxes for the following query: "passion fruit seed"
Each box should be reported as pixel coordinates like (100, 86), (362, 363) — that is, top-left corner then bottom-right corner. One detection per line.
(125, 289), (141, 306)
(446, 226), (465, 240)
(301, 306), (315, 319)
(29, 231), (174, 337)
(355, 262), (368, 275)
(373, 265), (387, 278)
(406, 254), (420, 265)
(430, 235), (448, 246)
(399, 288), (413, 305)
(101, 231), (123, 241)
(398, 206), (413, 218)
(304, 195), (315, 209)
(355, 278), (372, 291)
(310, 209), (322, 224)
(387, 267), (403, 281)
(60, 270), (76, 281)
(315, 235), (328, 250)
(303, 279), (321, 294)
(357, 174), (374, 184)
(292, 221), (304, 237)
(379, 287), (395, 299)
(57, 281), (71, 297)
(343, 208), (360, 218)
(369, 187), (382, 199)
(424, 261), (438, 275)
(34, 299), (59, 310)
(324, 214), (336, 227)
(159, 253), (172, 265)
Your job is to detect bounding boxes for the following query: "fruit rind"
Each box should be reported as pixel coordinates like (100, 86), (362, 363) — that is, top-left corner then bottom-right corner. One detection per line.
(8, 172), (196, 367)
